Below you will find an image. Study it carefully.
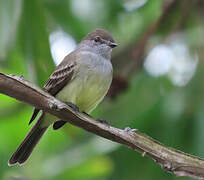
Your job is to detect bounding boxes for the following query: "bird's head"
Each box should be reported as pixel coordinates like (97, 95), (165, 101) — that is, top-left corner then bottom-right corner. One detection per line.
(80, 29), (117, 58)
(84, 29), (117, 48)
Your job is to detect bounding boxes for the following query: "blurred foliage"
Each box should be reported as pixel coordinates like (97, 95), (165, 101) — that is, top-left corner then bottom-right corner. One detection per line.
(0, 0), (204, 180)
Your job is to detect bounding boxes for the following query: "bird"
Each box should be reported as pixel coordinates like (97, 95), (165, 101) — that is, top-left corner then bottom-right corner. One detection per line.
(8, 29), (117, 166)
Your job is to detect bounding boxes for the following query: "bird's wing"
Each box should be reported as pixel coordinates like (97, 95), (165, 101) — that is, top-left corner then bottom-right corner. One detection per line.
(29, 52), (77, 125)
(43, 61), (76, 95)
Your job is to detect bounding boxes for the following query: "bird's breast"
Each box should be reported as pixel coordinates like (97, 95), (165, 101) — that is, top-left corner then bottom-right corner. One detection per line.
(56, 54), (112, 113)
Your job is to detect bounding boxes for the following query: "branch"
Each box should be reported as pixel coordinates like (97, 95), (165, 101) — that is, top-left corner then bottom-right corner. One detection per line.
(0, 72), (204, 179)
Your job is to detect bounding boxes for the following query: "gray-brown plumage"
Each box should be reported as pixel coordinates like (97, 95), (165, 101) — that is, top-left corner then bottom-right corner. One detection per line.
(8, 29), (117, 166)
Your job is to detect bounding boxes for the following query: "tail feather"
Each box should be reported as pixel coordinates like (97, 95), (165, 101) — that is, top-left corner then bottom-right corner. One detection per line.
(8, 114), (49, 166)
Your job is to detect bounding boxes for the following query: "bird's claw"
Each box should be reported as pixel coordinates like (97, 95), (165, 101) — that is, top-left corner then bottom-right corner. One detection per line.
(97, 119), (110, 125)
(65, 102), (79, 112)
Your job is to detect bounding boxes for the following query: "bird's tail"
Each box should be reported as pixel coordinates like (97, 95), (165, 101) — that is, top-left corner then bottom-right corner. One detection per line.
(8, 113), (49, 166)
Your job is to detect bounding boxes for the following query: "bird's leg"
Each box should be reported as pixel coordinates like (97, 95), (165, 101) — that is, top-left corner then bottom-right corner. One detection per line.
(65, 102), (79, 112)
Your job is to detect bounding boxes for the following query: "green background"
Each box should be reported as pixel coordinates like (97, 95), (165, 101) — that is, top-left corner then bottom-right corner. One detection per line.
(0, 0), (203, 179)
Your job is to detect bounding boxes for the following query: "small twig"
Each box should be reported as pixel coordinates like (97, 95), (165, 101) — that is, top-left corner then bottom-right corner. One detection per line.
(0, 72), (204, 179)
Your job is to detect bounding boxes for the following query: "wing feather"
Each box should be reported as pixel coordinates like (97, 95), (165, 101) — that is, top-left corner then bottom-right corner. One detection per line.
(29, 53), (77, 125)
(43, 63), (75, 95)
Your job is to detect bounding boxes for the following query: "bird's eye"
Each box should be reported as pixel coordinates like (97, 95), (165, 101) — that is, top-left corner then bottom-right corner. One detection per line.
(94, 36), (101, 42)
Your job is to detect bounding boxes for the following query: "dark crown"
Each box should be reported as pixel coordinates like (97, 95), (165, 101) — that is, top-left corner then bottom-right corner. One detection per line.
(84, 29), (115, 43)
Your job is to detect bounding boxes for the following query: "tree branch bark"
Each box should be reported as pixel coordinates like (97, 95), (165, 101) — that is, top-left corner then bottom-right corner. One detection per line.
(0, 72), (204, 179)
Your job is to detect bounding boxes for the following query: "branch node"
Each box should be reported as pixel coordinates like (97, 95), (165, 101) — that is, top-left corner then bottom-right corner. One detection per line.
(124, 127), (138, 135)
(162, 161), (173, 170)
(56, 101), (68, 111)
(9, 74), (25, 81)
(142, 151), (146, 157)
(48, 99), (61, 111)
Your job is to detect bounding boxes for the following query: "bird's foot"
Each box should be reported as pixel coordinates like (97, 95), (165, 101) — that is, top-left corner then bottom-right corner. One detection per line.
(65, 102), (79, 112)
(97, 119), (110, 125)
(82, 112), (109, 125)
(83, 111), (94, 118)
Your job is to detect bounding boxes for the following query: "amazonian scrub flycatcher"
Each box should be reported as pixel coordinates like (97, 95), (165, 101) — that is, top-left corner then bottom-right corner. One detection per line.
(8, 29), (117, 166)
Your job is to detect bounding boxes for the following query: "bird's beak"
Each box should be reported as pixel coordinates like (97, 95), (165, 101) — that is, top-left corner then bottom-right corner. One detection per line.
(109, 42), (118, 48)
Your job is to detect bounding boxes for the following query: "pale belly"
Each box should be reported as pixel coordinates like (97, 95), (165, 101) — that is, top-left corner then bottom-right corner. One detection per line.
(56, 69), (112, 113)
(41, 53), (113, 127)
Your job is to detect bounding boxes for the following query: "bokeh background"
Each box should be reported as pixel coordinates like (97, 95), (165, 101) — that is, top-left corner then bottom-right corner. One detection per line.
(0, 0), (203, 179)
